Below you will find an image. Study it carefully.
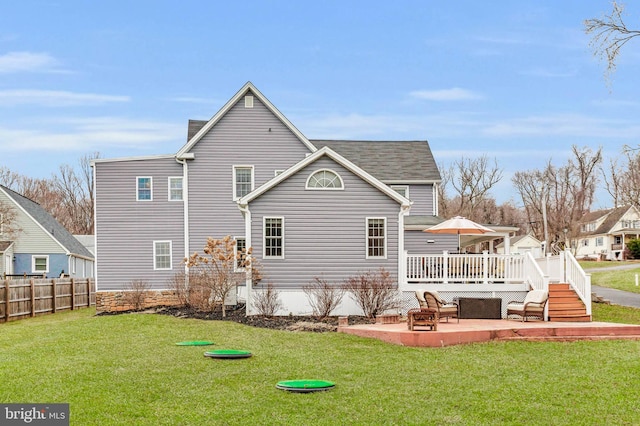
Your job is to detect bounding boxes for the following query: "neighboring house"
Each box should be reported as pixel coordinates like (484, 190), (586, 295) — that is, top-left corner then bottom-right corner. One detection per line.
(576, 205), (640, 260)
(93, 82), (462, 315)
(0, 185), (95, 279)
(496, 233), (543, 258)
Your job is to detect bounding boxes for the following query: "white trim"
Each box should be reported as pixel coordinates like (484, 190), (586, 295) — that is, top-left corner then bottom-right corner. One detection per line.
(366, 217), (387, 259)
(136, 176), (153, 201)
(153, 240), (173, 270)
(32, 255), (49, 274)
(234, 236), (247, 272)
(233, 165), (255, 201)
(168, 176), (183, 201)
(263, 216), (284, 259)
(176, 82), (317, 157)
(390, 185), (409, 199)
(244, 95), (254, 108)
(92, 154), (175, 165)
(305, 168), (344, 190)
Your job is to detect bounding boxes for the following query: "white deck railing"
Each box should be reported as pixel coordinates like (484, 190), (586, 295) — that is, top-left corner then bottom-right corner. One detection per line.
(405, 251), (545, 287)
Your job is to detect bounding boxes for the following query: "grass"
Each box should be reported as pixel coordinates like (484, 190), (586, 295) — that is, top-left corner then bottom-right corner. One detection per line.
(2, 308), (640, 425)
(579, 260), (640, 293)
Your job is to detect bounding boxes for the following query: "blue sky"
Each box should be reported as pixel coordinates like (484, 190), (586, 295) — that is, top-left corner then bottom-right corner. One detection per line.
(1, 1), (638, 208)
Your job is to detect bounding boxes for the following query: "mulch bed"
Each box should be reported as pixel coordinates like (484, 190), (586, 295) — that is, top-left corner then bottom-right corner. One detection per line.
(99, 304), (375, 333)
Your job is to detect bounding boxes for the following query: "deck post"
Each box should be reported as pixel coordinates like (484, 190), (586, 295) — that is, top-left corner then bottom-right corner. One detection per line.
(442, 251), (449, 284)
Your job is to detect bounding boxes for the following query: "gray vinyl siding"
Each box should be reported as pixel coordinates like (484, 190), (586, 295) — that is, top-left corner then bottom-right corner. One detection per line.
(404, 230), (457, 254)
(94, 157), (184, 290)
(0, 191), (64, 254)
(186, 92), (312, 252)
(248, 157), (401, 289)
(406, 184), (435, 216)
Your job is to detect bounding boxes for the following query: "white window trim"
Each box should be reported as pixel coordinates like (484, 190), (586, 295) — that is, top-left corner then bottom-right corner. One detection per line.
(390, 185), (409, 199)
(168, 176), (183, 201)
(137, 176), (153, 201)
(153, 240), (173, 270)
(305, 169), (344, 190)
(32, 255), (49, 274)
(234, 236), (247, 272)
(366, 217), (387, 259)
(233, 165), (255, 201)
(263, 216), (284, 259)
(245, 95), (254, 108)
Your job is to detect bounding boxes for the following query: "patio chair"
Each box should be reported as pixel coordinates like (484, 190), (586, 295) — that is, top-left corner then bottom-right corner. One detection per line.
(423, 290), (459, 323)
(506, 289), (548, 322)
(407, 291), (438, 331)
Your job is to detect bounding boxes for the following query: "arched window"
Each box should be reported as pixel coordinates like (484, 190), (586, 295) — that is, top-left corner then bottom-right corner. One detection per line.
(306, 169), (344, 190)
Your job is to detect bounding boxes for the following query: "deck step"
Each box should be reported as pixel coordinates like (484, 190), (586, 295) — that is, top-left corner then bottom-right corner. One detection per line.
(548, 315), (592, 322)
(547, 283), (589, 322)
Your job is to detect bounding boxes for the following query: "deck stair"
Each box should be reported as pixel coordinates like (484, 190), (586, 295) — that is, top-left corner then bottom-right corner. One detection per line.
(547, 283), (591, 322)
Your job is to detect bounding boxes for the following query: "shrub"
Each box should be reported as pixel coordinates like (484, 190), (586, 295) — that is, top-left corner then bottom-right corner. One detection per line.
(343, 268), (399, 318)
(123, 279), (150, 310)
(185, 236), (254, 316)
(252, 282), (283, 316)
(627, 239), (640, 259)
(303, 277), (345, 319)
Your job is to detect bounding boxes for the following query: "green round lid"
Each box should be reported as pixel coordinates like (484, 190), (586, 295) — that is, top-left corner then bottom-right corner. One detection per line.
(175, 341), (214, 346)
(276, 380), (335, 392)
(204, 349), (252, 359)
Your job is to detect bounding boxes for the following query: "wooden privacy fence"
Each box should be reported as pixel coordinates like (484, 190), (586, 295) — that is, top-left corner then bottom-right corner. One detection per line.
(0, 277), (95, 323)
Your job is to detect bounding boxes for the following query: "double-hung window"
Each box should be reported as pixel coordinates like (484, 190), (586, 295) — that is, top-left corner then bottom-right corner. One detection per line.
(32, 255), (49, 274)
(168, 177), (183, 201)
(137, 177), (152, 201)
(366, 218), (386, 258)
(154, 241), (172, 270)
(233, 166), (254, 200)
(264, 217), (284, 258)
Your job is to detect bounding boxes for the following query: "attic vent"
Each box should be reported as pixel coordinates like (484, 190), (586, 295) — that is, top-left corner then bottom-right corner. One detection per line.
(245, 95), (254, 108)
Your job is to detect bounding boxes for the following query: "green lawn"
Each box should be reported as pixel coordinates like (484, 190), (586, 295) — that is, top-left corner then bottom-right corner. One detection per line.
(2, 307), (640, 425)
(579, 260), (640, 293)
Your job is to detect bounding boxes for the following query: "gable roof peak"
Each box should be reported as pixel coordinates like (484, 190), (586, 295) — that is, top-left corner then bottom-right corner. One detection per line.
(177, 82), (316, 156)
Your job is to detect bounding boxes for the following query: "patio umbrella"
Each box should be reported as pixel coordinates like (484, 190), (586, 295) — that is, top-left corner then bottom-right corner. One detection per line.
(424, 216), (495, 253)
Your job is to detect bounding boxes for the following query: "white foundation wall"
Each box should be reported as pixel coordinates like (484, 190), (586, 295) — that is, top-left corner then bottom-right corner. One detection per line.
(242, 287), (401, 317)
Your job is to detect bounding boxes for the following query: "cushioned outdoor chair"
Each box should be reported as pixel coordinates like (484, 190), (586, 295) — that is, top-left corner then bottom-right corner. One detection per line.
(506, 289), (548, 322)
(424, 290), (459, 323)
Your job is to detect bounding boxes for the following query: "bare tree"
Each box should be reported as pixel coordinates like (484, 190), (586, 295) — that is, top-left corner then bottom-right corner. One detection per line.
(52, 152), (99, 234)
(602, 148), (640, 208)
(439, 155), (503, 223)
(0, 201), (21, 239)
(585, 1), (640, 85)
(513, 146), (602, 252)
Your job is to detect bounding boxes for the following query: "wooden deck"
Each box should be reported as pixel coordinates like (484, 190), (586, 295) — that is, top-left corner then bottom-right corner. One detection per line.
(338, 319), (640, 347)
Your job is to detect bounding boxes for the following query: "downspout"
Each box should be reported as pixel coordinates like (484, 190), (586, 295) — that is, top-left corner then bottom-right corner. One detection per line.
(238, 203), (252, 315)
(176, 156), (191, 279)
(398, 203), (411, 292)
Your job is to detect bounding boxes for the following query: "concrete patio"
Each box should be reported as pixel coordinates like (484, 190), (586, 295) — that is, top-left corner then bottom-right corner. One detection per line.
(338, 319), (640, 347)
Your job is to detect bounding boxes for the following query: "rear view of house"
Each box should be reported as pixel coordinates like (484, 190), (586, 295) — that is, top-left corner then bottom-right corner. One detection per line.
(93, 82), (450, 315)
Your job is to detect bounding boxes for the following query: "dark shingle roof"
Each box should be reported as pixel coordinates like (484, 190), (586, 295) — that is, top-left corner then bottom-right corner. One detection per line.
(187, 119), (208, 141)
(593, 206), (630, 235)
(1, 185), (94, 259)
(311, 140), (441, 182)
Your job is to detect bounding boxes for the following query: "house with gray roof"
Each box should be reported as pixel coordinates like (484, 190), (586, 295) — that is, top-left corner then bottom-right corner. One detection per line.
(576, 205), (640, 260)
(92, 82), (459, 314)
(0, 185), (95, 279)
